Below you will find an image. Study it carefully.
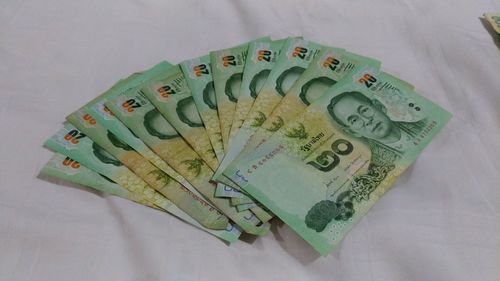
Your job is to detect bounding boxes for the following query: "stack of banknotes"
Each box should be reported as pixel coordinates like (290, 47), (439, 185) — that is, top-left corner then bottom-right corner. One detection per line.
(484, 13), (500, 36)
(40, 36), (451, 255)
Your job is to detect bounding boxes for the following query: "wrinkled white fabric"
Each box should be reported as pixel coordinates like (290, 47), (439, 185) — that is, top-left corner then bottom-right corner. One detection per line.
(1, 0), (499, 280)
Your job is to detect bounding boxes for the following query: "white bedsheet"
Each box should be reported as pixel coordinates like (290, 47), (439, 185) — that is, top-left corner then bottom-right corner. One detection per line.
(1, 0), (499, 280)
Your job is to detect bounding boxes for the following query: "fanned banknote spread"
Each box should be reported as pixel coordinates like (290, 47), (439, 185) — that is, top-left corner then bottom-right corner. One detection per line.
(39, 36), (451, 254)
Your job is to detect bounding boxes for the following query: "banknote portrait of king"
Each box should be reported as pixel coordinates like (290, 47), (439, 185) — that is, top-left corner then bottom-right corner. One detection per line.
(327, 90), (427, 155)
(304, 82), (434, 233)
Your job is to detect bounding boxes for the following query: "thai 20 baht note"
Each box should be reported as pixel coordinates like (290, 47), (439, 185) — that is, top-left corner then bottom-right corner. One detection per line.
(139, 63), (246, 198)
(78, 62), (230, 227)
(60, 116), (229, 230)
(213, 37), (323, 184)
(484, 13), (500, 35)
(224, 48), (382, 175)
(45, 123), (163, 209)
(40, 153), (151, 205)
(83, 62), (199, 193)
(236, 203), (257, 212)
(228, 39), (285, 146)
(213, 36), (283, 198)
(67, 109), (229, 231)
(214, 185), (248, 198)
(258, 49), (379, 134)
(139, 63), (246, 193)
(138, 62), (275, 221)
(180, 56), (247, 198)
(105, 90), (271, 221)
(140, 65), (220, 170)
(105, 88), (272, 232)
(210, 37), (271, 152)
(224, 67), (451, 255)
(181, 55), (225, 162)
(230, 196), (254, 205)
(44, 124), (240, 242)
(211, 188), (270, 226)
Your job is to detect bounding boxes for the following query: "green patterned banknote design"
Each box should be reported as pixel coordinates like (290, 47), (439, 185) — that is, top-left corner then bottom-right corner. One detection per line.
(43, 124), (240, 242)
(210, 37), (271, 152)
(230, 196), (254, 205)
(224, 66), (451, 255)
(236, 203), (257, 212)
(226, 48), (382, 175)
(139, 64), (241, 190)
(40, 153), (142, 203)
(180, 55), (246, 197)
(67, 108), (229, 231)
(228, 39), (285, 146)
(82, 62), (196, 190)
(45, 123), (160, 209)
(140, 65), (220, 171)
(213, 37), (323, 184)
(105, 88), (272, 234)
(214, 185), (248, 198)
(73, 62), (234, 230)
(181, 55), (225, 162)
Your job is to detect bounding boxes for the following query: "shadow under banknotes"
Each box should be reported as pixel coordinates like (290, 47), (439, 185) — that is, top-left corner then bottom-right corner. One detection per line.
(270, 219), (321, 265)
(480, 17), (500, 50)
(238, 232), (260, 245)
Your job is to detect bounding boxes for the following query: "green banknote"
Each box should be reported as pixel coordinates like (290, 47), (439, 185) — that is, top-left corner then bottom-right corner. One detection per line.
(225, 48), (382, 174)
(67, 108), (229, 230)
(484, 13), (500, 34)
(44, 125), (240, 242)
(40, 153), (146, 204)
(45, 123), (163, 208)
(138, 64), (243, 191)
(105, 88), (272, 234)
(180, 55), (225, 162)
(224, 67), (451, 255)
(83, 62), (197, 190)
(140, 65), (220, 170)
(210, 37), (271, 152)
(230, 196), (254, 205)
(228, 39), (285, 146)
(213, 38), (323, 183)
(75, 63), (232, 229)
(213, 184), (248, 198)
(180, 56), (247, 198)
(236, 203), (257, 212)
(212, 188), (272, 224)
